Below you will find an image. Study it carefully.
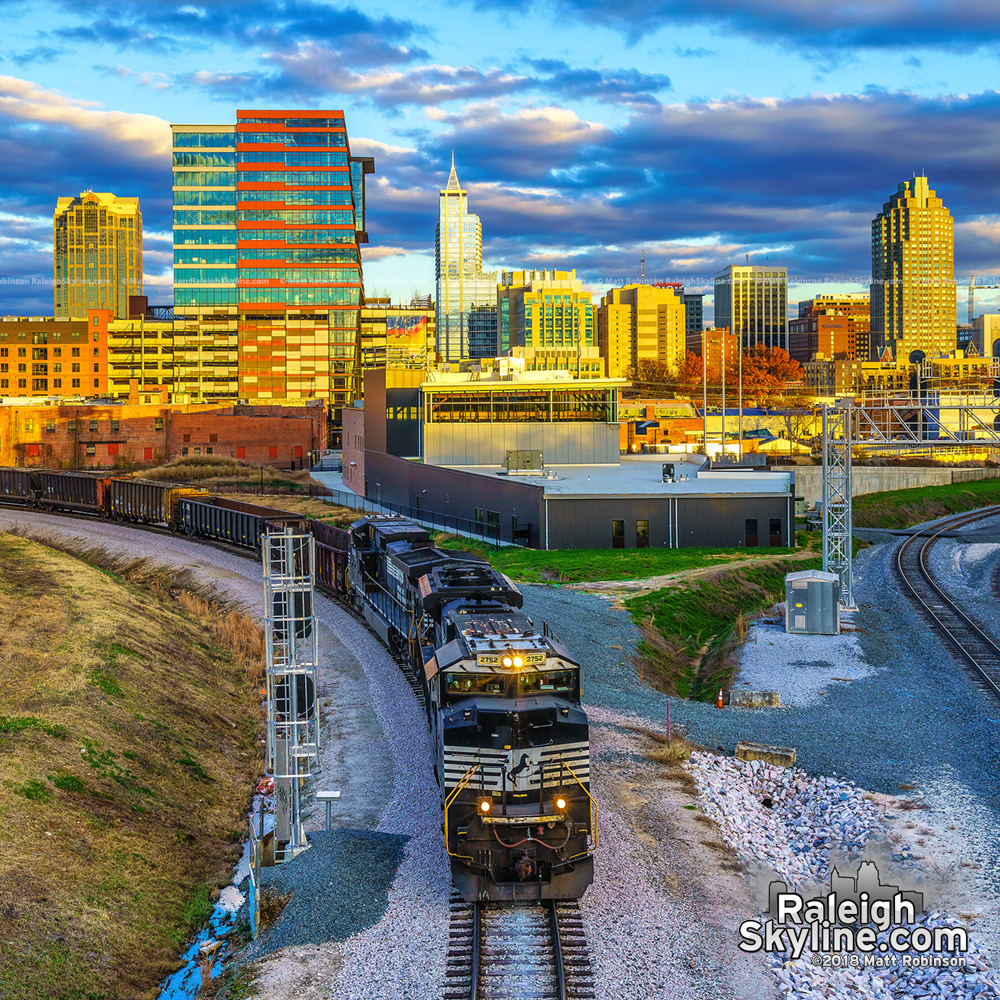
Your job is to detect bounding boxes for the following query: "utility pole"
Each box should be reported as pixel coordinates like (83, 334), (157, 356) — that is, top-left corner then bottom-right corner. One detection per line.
(702, 333), (707, 454)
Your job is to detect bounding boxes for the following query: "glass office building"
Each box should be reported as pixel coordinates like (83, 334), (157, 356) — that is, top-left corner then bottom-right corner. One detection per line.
(435, 158), (497, 362)
(172, 111), (373, 423)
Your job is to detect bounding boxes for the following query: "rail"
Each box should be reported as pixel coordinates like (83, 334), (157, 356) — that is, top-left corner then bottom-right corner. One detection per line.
(444, 764), (481, 860)
(895, 506), (1000, 699)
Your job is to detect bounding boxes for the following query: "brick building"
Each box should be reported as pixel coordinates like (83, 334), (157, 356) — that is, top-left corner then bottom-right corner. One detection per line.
(0, 399), (326, 468)
(788, 294), (870, 363)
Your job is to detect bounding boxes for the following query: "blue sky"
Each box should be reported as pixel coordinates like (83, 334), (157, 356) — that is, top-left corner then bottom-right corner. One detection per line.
(1, 0), (999, 321)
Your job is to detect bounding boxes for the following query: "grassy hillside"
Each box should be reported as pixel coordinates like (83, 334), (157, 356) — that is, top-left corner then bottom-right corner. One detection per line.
(626, 556), (822, 701)
(853, 478), (1000, 529)
(0, 534), (261, 1000)
(435, 536), (802, 584)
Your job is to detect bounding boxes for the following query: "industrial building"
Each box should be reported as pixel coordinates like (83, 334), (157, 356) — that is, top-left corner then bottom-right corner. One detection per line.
(342, 365), (795, 550)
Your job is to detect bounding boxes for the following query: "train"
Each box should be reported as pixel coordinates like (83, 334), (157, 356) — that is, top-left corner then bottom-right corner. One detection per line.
(0, 467), (595, 901)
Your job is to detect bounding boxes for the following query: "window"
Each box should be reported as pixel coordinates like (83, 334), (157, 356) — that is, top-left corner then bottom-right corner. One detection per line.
(0, 348), (5, 357)
(45, 420), (55, 434)
(53, 379), (61, 389)
(209, 433), (218, 442)
(24, 419), (33, 432)
(68, 419), (76, 432)
(93, 317), (99, 328)
(183, 433), (191, 442)
(72, 379), (80, 388)
(206, 446), (213, 455)
(72, 348), (80, 357)
(72, 363), (80, 373)
(237, 446), (246, 458)
(612, 519), (625, 549)
(86, 444), (95, 456)
(182, 447), (189, 456)
(17, 348), (25, 357)
(93, 364), (99, 373)
(89, 420), (98, 432)
(0, 379), (6, 389)
(94, 379), (99, 388)
(194, 447), (201, 455)
(636, 520), (649, 549)
(110, 418), (119, 432)
(154, 417), (163, 430)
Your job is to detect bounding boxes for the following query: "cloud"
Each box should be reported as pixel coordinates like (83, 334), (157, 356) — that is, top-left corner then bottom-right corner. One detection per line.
(0, 75), (170, 157)
(473, 0), (1000, 51)
(361, 246), (415, 262)
(53, 0), (425, 57)
(95, 65), (172, 90)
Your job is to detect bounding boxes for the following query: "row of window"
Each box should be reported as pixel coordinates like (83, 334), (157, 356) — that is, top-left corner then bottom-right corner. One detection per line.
(236, 228), (358, 245)
(173, 170), (236, 186)
(238, 288), (360, 305)
(1, 347), (86, 357)
(174, 246), (359, 266)
(237, 117), (346, 128)
(236, 209), (355, 224)
(0, 378), (91, 390)
(236, 170), (350, 185)
(238, 131), (347, 147)
(173, 210), (236, 226)
(174, 190), (237, 206)
(173, 151), (236, 167)
(238, 267), (359, 283)
(174, 131), (236, 148)
(2, 363), (88, 373)
(237, 189), (353, 206)
(237, 150), (348, 166)
(174, 267), (237, 283)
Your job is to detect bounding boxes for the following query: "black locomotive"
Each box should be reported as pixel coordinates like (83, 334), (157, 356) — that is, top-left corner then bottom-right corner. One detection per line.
(0, 469), (595, 900)
(348, 515), (595, 901)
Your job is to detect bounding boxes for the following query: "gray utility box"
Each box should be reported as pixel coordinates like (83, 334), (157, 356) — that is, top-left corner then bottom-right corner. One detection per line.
(785, 569), (840, 635)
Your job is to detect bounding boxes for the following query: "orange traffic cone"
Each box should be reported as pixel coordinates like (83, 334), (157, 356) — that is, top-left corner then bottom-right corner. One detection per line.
(716, 688), (724, 709)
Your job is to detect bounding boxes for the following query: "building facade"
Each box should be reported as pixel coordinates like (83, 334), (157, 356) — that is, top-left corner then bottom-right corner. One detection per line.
(172, 110), (373, 436)
(0, 311), (111, 397)
(683, 293), (704, 341)
(973, 314), (1000, 359)
(435, 158), (498, 361)
(596, 283), (686, 378)
(499, 270), (597, 375)
(0, 399), (326, 468)
(54, 192), (142, 320)
(360, 297), (435, 372)
(870, 175), (956, 361)
(788, 293), (870, 363)
(713, 265), (787, 350)
(685, 326), (738, 372)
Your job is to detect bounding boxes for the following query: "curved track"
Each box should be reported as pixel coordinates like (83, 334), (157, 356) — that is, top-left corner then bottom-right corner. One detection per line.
(894, 505), (1000, 699)
(445, 895), (594, 1000)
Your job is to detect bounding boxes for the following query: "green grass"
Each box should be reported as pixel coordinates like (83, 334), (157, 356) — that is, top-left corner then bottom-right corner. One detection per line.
(13, 779), (52, 803)
(48, 773), (87, 794)
(854, 477), (1000, 529)
(0, 716), (66, 740)
(90, 671), (123, 698)
(435, 537), (802, 584)
(626, 556), (822, 701)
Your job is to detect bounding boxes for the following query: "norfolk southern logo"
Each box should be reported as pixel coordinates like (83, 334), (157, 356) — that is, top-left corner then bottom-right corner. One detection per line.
(739, 861), (969, 967)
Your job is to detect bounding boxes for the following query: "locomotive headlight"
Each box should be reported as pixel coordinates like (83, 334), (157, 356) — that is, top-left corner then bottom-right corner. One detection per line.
(512, 656), (523, 668)
(479, 799), (491, 814)
(556, 796), (567, 811)
(502, 656), (513, 667)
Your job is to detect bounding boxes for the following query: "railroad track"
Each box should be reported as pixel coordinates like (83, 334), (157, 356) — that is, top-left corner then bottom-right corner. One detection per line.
(445, 893), (594, 1000)
(894, 505), (1000, 699)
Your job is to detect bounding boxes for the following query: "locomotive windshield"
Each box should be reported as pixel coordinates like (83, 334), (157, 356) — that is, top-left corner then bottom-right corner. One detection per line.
(518, 669), (575, 694)
(444, 673), (507, 696)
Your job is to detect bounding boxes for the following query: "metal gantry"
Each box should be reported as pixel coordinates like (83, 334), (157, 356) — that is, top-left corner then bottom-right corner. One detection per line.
(262, 526), (320, 863)
(821, 391), (1000, 608)
(821, 402), (855, 609)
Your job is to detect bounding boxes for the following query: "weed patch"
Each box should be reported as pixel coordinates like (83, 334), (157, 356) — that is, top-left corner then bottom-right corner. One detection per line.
(48, 772), (86, 793)
(12, 778), (51, 803)
(627, 557), (821, 700)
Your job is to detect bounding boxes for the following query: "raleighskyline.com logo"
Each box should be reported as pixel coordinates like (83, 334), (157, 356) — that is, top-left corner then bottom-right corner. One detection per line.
(739, 861), (969, 964)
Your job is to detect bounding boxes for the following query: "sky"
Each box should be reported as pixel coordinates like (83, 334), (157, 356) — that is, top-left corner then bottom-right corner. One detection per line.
(1, 0), (999, 322)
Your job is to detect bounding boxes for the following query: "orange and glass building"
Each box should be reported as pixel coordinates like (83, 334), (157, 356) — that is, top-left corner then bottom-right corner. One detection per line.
(172, 110), (374, 439)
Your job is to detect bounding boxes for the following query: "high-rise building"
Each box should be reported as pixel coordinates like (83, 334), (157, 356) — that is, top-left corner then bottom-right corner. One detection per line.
(172, 110), (373, 433)
(683, 293), (704, 341)
(713, 265), (787, 350)
(596, 283), (686, 378)
(359, 296), (436, 393)
(870, 175), (956, 361)
(435, 157), (497, 361)
(500, 270), (598, 374)
(788, 293), (870, 363)
(54, 192), (142, 320)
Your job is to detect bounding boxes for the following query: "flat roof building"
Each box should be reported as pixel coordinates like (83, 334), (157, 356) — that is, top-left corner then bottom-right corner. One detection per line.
(714, 265), (787, 351)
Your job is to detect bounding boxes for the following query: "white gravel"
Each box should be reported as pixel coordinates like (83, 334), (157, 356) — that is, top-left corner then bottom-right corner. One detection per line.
(735, 606), (874, 708)
(685, 752), (1000, 1000)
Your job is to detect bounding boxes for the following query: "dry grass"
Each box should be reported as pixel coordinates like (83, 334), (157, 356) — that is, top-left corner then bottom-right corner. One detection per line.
(0, 532), (262, 1000)
(215, 493), (361, 528)
(144, 455), (310, 484)
(629, 724), (699, 767)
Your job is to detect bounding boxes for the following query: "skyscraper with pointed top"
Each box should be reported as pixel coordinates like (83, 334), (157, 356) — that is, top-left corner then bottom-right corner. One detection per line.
(435, 155), (497, 361)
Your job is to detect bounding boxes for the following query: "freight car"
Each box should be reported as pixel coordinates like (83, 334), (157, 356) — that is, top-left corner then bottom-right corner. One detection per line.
(0, 467), (38, 506)
(107, 478), (204, 526)
(348, 515), (595, 901)
(178, 495), (309, 552)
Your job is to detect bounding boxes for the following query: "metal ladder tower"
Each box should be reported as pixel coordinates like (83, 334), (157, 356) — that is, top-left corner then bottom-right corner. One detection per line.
(262, 526), (320, 863)
(821, 401), (855, 609)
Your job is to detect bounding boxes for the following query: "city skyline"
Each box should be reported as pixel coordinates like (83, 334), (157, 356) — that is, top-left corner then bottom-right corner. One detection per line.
(0, 2), (999, 321)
